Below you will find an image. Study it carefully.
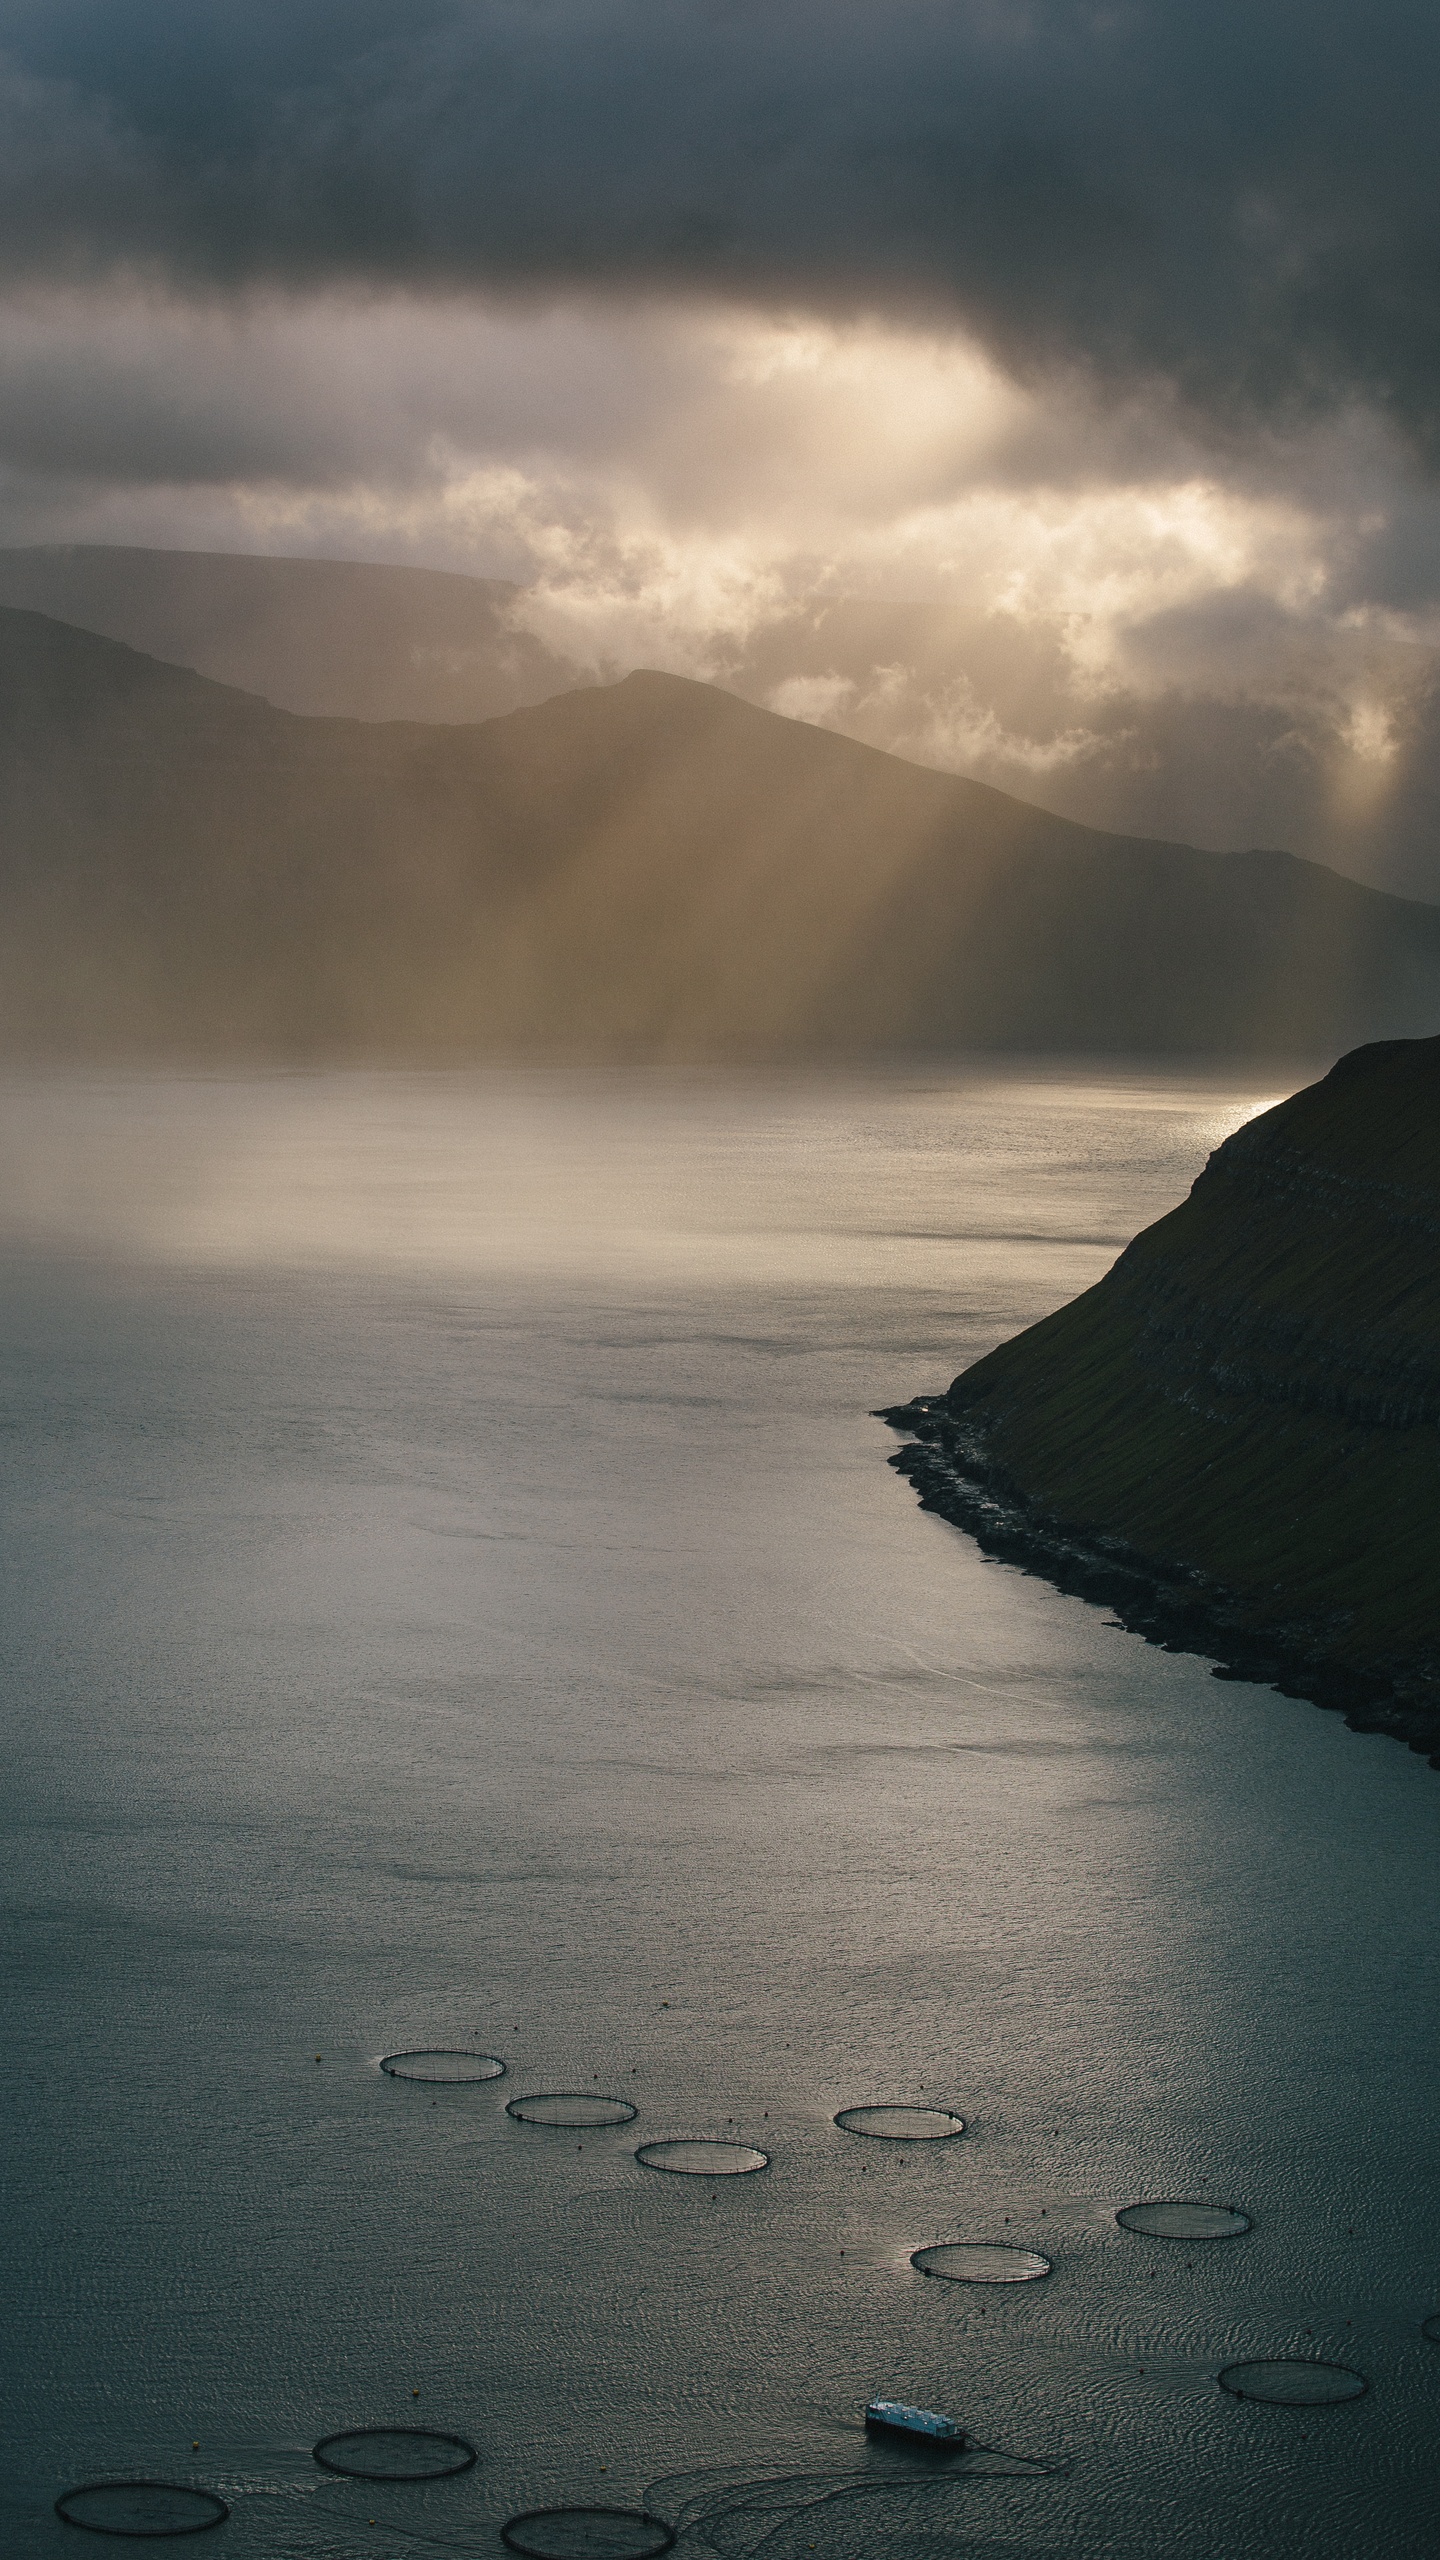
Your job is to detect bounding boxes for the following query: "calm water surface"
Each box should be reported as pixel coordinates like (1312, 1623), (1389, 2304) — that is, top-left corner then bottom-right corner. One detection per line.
(2, 1064), (1438, 2560)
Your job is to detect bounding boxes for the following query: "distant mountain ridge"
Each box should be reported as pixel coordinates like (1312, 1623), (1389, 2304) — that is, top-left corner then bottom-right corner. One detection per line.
(2, 604), (1439, 1059)
(0, 545), (580, 723)
(884, 1034), (1440, 1759)
(7, 543), (1440, 905)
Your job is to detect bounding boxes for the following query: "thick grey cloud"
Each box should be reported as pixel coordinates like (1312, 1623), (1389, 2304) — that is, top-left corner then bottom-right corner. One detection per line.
(1, 0), (1438, 908)
(0, 1), (1438, 452)
(2, 285), (1439, 899)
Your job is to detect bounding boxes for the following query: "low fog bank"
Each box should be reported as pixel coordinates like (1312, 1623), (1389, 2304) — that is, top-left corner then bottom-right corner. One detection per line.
(0, 1060), (1281, 1279)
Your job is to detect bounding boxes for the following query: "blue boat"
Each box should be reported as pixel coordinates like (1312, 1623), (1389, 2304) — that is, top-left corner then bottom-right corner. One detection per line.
(864, 2399), (966, 2446)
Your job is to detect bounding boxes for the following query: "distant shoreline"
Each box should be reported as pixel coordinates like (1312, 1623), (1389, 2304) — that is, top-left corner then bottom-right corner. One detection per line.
(880, 1395), (1440, 1771)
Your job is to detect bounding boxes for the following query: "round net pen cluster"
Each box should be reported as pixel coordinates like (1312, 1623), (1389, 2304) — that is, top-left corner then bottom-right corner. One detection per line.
(1117, 2201), (1251, 2240)
(507, 2092), (638, 2129)
(1217, 2360), (1366, 2406)
(312, 2427), (477, 2480)
(834, 2105), (965, 2141)
(635, 2139), (769, 2176)
(379, 2050), (506, 2083)
(54, 2484), (229, 2539)
(911, 2242), (1051, 2284)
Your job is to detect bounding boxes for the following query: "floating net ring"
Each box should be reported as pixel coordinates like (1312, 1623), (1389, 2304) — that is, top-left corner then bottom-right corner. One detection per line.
(507, 2093), (639, 2129)
(379, 2051), (505, 2084)
(312, 2427), (478, 2481)
(1117, 2201), (1251, 2240)
(912, 2242), (1051, 2285)
(1217, 2361), (1367, 2407)
(834, 2105), (966, 2142)
(635, 2139), (769, 2177)
(54, 2483), (230, 2538)
(1422, 2313), (1440, 2344)
(501, 2508), (677, 2559)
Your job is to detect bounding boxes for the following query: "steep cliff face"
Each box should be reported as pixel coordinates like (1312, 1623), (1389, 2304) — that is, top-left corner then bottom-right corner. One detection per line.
(883, 1037), (1440, 1758)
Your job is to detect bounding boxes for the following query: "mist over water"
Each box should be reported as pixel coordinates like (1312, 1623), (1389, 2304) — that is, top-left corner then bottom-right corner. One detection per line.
(0, 1063), (1274, 1282)
(3, 1063), (1439, 2560)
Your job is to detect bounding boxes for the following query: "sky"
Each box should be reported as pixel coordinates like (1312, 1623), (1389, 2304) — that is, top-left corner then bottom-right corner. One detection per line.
(3, 0), (1440, 887)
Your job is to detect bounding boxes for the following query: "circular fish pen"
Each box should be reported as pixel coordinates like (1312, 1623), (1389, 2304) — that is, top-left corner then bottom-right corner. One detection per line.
(54, 2484), (229, 2539)
(635, 2139), (769, 2177)
(501, 2509), (677, 2559)
(507, 2093), (638, 2129)
(1117, 2201), (1251, 2240)
(1217, 2361), (1366, 2406)
(834, 2105), (966, 2141)
(1422, 2313), (1440, 2343)
(312, 2427), (478, 2480)
(911, 2242), (1051, 2284)
(379, 2051), (505, 2084)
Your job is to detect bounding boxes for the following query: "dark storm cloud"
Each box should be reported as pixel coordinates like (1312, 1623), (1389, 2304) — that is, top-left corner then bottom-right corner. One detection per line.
(1, 0), (1439, 453)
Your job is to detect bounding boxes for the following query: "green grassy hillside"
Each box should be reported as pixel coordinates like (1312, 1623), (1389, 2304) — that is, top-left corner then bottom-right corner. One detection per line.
(885, 1036), (1440, 1750)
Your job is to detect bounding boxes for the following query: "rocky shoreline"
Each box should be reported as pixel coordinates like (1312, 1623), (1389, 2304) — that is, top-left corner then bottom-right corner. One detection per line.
(880, 1394), (1440, 1769)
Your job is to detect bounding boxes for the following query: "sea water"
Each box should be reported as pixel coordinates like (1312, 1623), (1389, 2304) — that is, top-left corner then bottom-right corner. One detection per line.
(2, 1062), (1438, 2560)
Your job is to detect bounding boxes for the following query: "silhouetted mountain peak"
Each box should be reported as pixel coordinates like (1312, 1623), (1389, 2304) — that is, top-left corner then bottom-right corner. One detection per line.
(1, 603), (1438, 1061)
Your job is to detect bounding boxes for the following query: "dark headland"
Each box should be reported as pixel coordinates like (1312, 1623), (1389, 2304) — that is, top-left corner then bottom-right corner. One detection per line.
(883, 1036), (1440, 1763)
